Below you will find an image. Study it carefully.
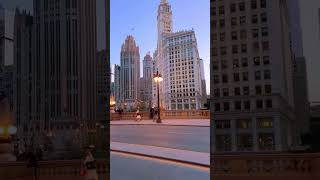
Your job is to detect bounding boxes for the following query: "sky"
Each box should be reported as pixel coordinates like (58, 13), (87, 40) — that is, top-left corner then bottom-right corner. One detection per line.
(111, 0), (210, 94)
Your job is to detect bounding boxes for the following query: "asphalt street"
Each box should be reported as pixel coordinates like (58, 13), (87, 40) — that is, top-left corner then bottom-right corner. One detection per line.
(110, 152), (209, 180)
(111, 125), (210, 153)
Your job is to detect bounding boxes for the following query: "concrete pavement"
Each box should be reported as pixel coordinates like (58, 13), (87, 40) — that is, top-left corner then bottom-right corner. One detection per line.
(111, 142), (210, 166)
(111, 151), (209, 180)
(111, 125), (210, 153)
(110, 119), (210, 127)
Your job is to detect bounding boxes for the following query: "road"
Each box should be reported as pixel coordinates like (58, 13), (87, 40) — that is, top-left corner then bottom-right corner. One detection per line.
(110, 152), (209, 180)
(111, 125), (210, 153)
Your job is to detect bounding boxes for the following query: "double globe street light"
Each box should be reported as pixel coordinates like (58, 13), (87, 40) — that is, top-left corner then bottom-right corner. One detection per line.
(153, 71), (163, 123)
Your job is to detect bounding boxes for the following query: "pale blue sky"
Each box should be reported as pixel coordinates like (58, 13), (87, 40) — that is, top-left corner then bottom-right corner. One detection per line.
(111, 0), (210, 94)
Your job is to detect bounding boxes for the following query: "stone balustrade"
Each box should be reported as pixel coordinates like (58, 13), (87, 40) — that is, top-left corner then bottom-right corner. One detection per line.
(110, 110), (210, 120)
(0, 159), (109, 180)
(212, 153), (320, 180)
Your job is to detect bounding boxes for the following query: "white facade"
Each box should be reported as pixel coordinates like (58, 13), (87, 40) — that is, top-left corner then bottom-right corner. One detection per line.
(211, 0), (296, 152)
(153, 0), (206, 110)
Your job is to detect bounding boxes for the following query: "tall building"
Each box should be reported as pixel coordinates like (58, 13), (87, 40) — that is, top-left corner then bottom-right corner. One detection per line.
(0, 5), (15, 66)
(153, 0), (206, 110)
(96, 50), (108, 122)
(120, 36), (140, 109)
(28, 0), (98, 155)
(13, 9), (33, 140)
(141, 53), (153, 105)
(211, 0), (296, 152)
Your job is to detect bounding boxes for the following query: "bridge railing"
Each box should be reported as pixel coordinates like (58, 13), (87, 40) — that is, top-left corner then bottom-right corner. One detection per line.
(110, 110), (210, 120)
(0, 160), (108, 180)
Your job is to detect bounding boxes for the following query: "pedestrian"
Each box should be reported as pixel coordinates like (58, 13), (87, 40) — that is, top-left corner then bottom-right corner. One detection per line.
(149, 107), (154, 120)
(82, 146), (98, 180)
(118, 108), (123, 120)
(27, 151), (38, 180)
(154, 108), (158, 121)
(136, 109), (142, 121)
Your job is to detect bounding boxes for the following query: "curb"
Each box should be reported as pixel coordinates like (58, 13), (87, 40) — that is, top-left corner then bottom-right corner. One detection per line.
(110, 123), (209, 127)
(110, 149), (210, 168)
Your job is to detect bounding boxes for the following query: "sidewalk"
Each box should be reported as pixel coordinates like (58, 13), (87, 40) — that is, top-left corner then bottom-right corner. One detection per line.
(110, 119), (210, 127)
(110, 142), (210, 167)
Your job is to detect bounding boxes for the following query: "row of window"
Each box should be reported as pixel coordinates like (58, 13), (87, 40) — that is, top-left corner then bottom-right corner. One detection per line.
(212, 56), (270, 71)
(214, 99), (273, 112)
(212, 12), (267, 29)
(212, 27), (268, 42)
(216, 118), (273, 129)
(213, 70), (271, 84)
(212, 0), (267, 15)
(213, 84), (272, 97)
(212, 41), (269, 56)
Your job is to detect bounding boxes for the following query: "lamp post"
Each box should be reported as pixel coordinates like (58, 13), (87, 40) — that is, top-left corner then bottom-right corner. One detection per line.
(153, 71), (163, 123)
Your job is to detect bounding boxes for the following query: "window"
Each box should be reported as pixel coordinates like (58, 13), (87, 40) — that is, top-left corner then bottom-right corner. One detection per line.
(222, 74), (228, 83)
(255, 85), (262, 95)
(258, 133), (274, 151)
(213, 61), (219, 70)
(260, 0), (267, 8)
(216, 135), (232, 151)
(223, 102), (230, 111)
(212, 33), (217, 41)
(234, 73), (240, 82)
(262, 41), (269, 51)
(213, 75), (220, 84)
(251, 0), (257, 9)
(221, 60), (228, 69)
(240, 16), (246, 25)
(212, 7), (217, 16)
(239, 2), (245, 11)
(219, 6), (225, 15)
(244, 100), (251, 110)
(265, 84), (272, 94)
(252, 14), (258, 24)
(223, 88), (229, 97)
(231, 31), (238, 40)
(243, 86), (249, 95)
(235, 87), (241, 96)
(235, 101), (242, 110)
(230, 3), (236, 13)
(215, 103), (221, 112)
(256, 100), (263, 109)
(214, 88), (220, 97)
(263, 56), (270, 65)
(262, 27), (268, 36)
(237, 134), (253, 151)
(232, 45), (238, 54)
(241, 58), (248, 67)
(240, 30), (247, 39)
(231, 17), (237, 26)
(261, 12), (267, 22)
(252, 28), (259, 38)
(220, 47), (227, 55)
(258, 118), (273, 128)
(219, 19), (225, 28)
(233, 59), (239, 68)
(265, 99), (272, 108)
(241, 44), (247, 53)
(243, 72), (249, 81)
(237, 119), (251, 129)
(253, 57), (260, 66)
(220, 32), (226, 41)
(216, 120), (231, 129)
(264, 70), (271, 79)
(212, 20), (217, 29)
(253, 42), (260, 52)
(212, 48), (218, 56)
(255, 71), (261, 80)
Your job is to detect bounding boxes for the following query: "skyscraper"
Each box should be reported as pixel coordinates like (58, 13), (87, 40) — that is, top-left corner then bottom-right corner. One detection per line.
(141, 53), (153, 105)
(211, 0), (296, 152)
(114, 64), (121, 107)
(28, 0), (98, 155)
(153, 0), (206, 110)
(120, 35), (140, 109)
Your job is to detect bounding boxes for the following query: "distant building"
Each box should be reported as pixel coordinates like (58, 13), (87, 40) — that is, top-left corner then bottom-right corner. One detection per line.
(120, 36), (140, 110)
(114, 64), (121, 107)
(0, 6), (15, 66)
(141, 53), (153, 106)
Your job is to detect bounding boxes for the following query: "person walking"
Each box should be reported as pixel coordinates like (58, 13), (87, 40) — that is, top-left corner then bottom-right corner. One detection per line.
(82, 147), (98, 180)
(136, 109), (142, 122)
(27, 151), (38, 180)
(153, 108), (158, 122)
(149, 107), (154, 120)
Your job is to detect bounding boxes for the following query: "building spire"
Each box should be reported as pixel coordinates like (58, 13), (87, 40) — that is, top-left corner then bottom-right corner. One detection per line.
(161, 0), (168, 4)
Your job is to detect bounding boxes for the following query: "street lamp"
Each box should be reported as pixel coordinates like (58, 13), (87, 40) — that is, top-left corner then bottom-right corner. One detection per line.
(153, 71), (163, 123)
